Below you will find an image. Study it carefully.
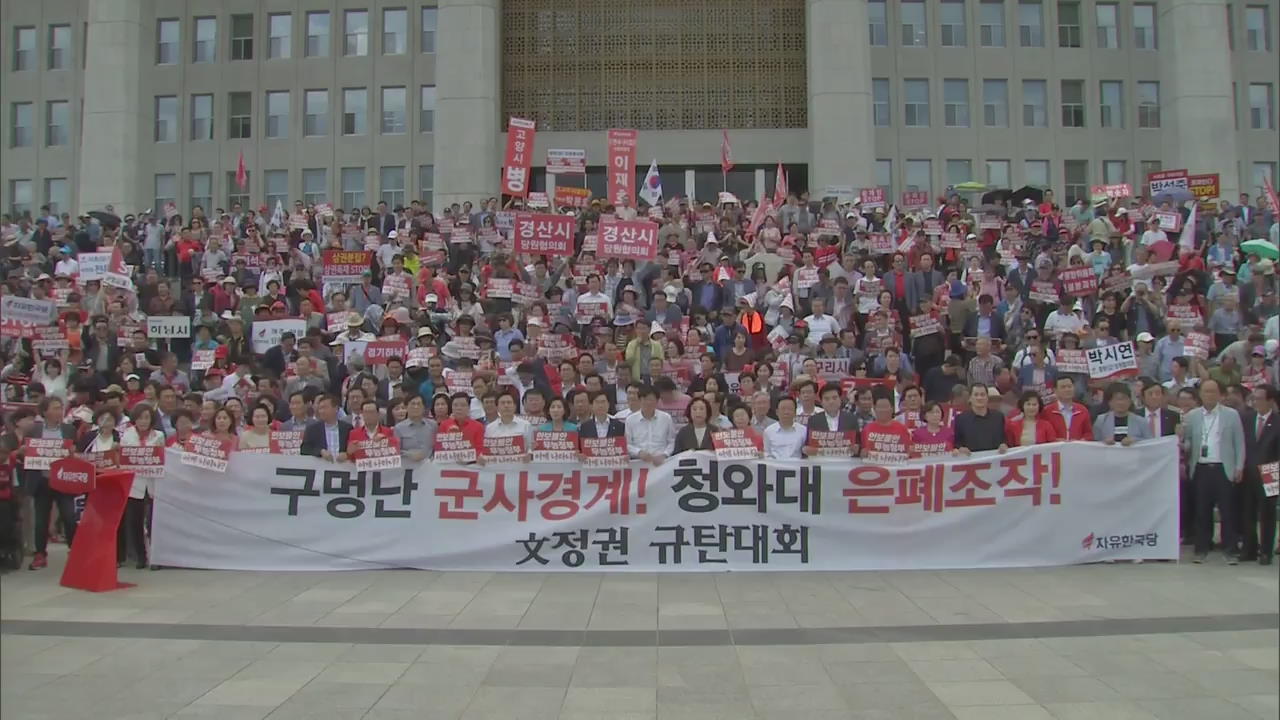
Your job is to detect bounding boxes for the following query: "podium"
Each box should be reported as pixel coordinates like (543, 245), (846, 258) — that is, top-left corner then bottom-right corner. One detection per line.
(60, 469), (136, 592)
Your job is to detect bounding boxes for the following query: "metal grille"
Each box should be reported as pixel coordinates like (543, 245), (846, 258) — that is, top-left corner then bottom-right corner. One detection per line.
(502, 0), (808, 131)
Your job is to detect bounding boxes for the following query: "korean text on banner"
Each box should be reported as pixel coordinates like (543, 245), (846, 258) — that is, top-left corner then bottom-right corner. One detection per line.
(859, 188), (886, 209)
(2, 295), (55, 326)
(546, 148), (586, 175)
(146, 315), (192, 339)
(606, 129), (639, 207)
(1058, 267), (1099, 298)
(1147, 169), (1188, 197)
(599, 219), (659, 261)
(151, 440), (1180, 571)
(1090, 184), (1132, 202)
(514, 213), (575, 257)
(321, 250), (373, 283)
(1086, 341), (1139, 379)
(1188, 173), (1220, 206)
(251, 319), (307, 354)
(901, 191), (929, 209)
(501, 117), (536, 198)
(77, 252), (111, 281)
(554, 186), (592, 209)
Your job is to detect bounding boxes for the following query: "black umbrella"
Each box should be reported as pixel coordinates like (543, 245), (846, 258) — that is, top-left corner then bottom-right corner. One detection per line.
(1009, 186), (1045, 206)
(981, 188), (1012, 205)
(87, 210), (122, 228)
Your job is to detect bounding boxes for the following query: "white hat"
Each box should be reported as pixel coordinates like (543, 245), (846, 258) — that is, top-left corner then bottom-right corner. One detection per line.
(526, 316), (543, 327)
(1136, 331), (1156, 343)
(425, 293), (438, 303)
(388, 230), (398, 239)
(1022, 198), (1035, 205)
(650, 324), (666, 338)
(1116, 207), (1128, 215)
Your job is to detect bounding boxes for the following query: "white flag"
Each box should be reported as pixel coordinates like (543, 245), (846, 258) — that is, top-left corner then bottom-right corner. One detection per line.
(640, 159), (663, 206)
(269, 199), (286, 229)
(1178, 202), (1197, 252)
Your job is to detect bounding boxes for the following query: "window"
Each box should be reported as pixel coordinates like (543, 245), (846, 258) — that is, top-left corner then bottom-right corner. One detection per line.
(229, 92), (252, 139)
(1095, 3), (1118, 48)
(941, 0), (967, 46)
(1022, 80), (1047, 127)
(268, 13), (291, 59)
(905, 160), (932, 197)
(872, 79), (891, 127)
(48, 25), (71, 69)
(382, 8), (406, 54)
(1063, 160), (1088, 206)
(304, 90), (328, 136)
(983, 79), (1009, 127)
(1247, 7), (1271, 52)
(343, 88), (367, 135)
(265, 91), (289, 139)
(264, 170), (288, 210)
(46, 101), (69, 147)
(1103, 160), (1126, 185)
(421, 7), (438, 53)
(191, 94), (213, 140)
(1250, 84), (1275, 130)
(341, 167), (366, 209)
(987, 160), (1011, 188)
(10, 103), (33, 148)
(344, 10), (369, 56)
(944, 79), (970, 127)
(380, 166), (406, 207)
(1057, 2), (1081, 48)
(9, 180), (32, 217)
(154, 96), (178, 142)
(1134, 4), (1156, 49)
(946, 159), (974, 188)
(875, 160), (893, 195)
(306, 11), (330, 57)
(904, 79), (930, 127)
(231, 14), (253, 60)
(1138, 81), (1161, 128)
(420, 85), (437, 132)
(1252, 162), (1277, 195)
(156, 19), (180, 64)
(13, 27), (35, 71)
(1018, 0), (1044, 46)
(980, 1), (1006, 46)
(194, 17), (216, 62)
(189, 172), (212, 212)
(1099, 81), (1123, 128)
(1060, 80), (1085, 127)
(902, 1), (927, 46)
(154, 174), (176, 214)
(227, 171), (250, 209)
(381, 87), (406, 134)
(43, 178), (67, 215)
(302, 168), (327, 206)
(868, 1), (888, 46)
(419, 165), (434, 208)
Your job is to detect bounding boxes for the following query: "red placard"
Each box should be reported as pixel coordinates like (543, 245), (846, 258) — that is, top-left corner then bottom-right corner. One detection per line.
(321, 249), (373, 283)
(869, 233), (894, 254)
(49, 456), (96, 495)
(502, 117), (537, 198)
(434, 430), (477, 463)
(901, 191), (930, 209)
(364, 339), (407, 366)
(532, 431), (578, 462)
(859, 187), (886, 209)
(712, 428), (763, 460)
(119, 445), (165, 477)
(606, 128), (639, 207)
(909, 314), (942, 338)
(22, 438), (73, 470)
(352, 434), (401, 471)
(1058, 267), (1099, 297)
(180, 434), (234, 473)
(554, 186), (592, 209)
(598, 219), (658, 261)
(581, 435), (628, 468)
(1188, 173), (1220, 206)
(805, 430), (859, 458)
(545, 148), (587, 174)
(485, 277), (515, 299)
(481, 435), (526, 463)
(269, 430), (303, 454)
(513, 212), (576, 257)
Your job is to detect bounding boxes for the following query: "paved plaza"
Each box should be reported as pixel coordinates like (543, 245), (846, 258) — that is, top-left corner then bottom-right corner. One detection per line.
(1, 548), (1276, 719)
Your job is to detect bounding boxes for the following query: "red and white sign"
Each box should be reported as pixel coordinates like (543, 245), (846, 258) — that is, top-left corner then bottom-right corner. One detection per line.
(869, 233), (894, 254)
(485, 277), (515, 299)
(191, 350), (216, 371)
(1055, 349), (1089, 374)
(22, 438), (73, 470)
(546, 148), (586, 175)
(481, 435), (526, 463)
(119, 445), (165, 478)
(1058, 267), (1099, 298)
(77, 251), (112, 281)
(434, 431), (477, 464)
(1154, 211), (1182, 231)
(575, 299), (611, 325)
(514, 212), (576, 257)
(353, 435), (401, 472)
(713, 429), (763, 460)
(533, 431), (578, 463)
(806, 431), (859, 458)
(1090, 184), (1132, 200)
(1188, 173), (1220, 205)
(102, 245), (133, 291)
(598, 219), (659, 261)
(909, 314), (942, 339)
(1086, 341), (1139, 379)
(1147, 169), (1188, 198)
(581, 435), (628, 468)
(321, 250), (373, 283)
(364, 339), (408, 366)
(181, 434), (234, 473)
(2, 295), (54, 326)
(1028, 280), (1060, 304)
(31, 326), (69, 352)
(606, 129), (639, 207)
(49, 456), (96, 495)
(502, 117), (537, 198)
(859, 188), (886, 209)
(554, 186), (592, 209)
(1184, 331), (1212, 360)
(1261, 462), (1278, 498)
(901, 191), (929, 209)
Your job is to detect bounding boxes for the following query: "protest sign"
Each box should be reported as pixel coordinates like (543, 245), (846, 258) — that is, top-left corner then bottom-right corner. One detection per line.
(2, 295), (54, 325)
(1147, 169), (1188, 197)
(1184, 332), (1211, 360)
(869, 233), (894, 254)
(598, 219), (658, 261)
(554, 186), (592, 209)
(146, 315), (191, 339)
(353, 435), (402, 472)
(481, 435), (526, 463)
(712, 429), (763, 460)
(1086, 341), (1138, 379)
(814, 357), (850, 381)
(22, 438), (73, 470)
(31, 326), (69, 352)
(901, 191), (929, 209)
(321, 250), (373, 283)
(1154, 211), (1181, 231)
(606, 129), (639, 206)
(501, 116), (536, 198)
(806, 430), (859, 458)
(364, 339), (407, 366)
(546, 148), (586, 174)
(1055, 349), (1089, 374)
(581, 436), (628, 468)
(859, 187), (885, 209)
(532, 431), (578, 463)
(1261, 462), (1278, 498)
(180, 434), (234, 473)
(514, 213), (575, 256)
(434, 431), (477, 463)
(909, 314), (942, 338)
(119, 445), (165, 478)
(1188, 173), (1220, 208)
(251, 319), (307, 354)
(1028, 280), (1060, 304)
(1058, 267), (1099, 298)
(77, 251), (111, 281)
(1090, 184), (1132, 202)
(269, 431), (304, 455)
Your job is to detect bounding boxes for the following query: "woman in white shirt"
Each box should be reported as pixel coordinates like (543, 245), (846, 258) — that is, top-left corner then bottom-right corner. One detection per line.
(119, 405), (166, 569)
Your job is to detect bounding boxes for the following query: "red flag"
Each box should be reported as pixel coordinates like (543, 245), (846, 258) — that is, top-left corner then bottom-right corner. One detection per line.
(1265, 176), (1280, 222)
(748, 196), (774, 236)
(773, 163), (788, 206)
(720, 130), (734, 175)
(235, 150), (247, 190)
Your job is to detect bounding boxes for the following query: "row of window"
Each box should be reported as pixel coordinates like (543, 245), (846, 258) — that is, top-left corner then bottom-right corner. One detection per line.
(873, 78), (1276, 131)
(867, 0), (1273, 53)
(152, 7), (437, 65)
(9, 24), (72, 71)
(145, 167), (436, 216)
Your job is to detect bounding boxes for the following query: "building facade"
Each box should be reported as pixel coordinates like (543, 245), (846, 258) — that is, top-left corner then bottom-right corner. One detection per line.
(1, 0), (1276, 218)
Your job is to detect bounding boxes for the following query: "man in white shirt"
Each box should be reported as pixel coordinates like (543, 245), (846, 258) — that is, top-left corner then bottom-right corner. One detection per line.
(764, 397), (806, 459)
(575, 274), (613, 326)
(1043, 297), (1085, 339)
(802, 297), (840, 349)
(613, 383), (642, 421)
(1140, 224), (1168, 247)
(624, 385), (675, 464)
(52, 247), (79, 277)
(484, 393), (533, 461)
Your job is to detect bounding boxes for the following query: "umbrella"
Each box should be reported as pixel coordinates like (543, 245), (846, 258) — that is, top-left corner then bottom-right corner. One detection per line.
(1153, 188), (1194, 205)
(981, 189), (1012, 205)
(953, 182), (987, 192)
(87, 210), (122, 228)
(1009, 186), (1045, 206)
(1241, 238), (1279, 260)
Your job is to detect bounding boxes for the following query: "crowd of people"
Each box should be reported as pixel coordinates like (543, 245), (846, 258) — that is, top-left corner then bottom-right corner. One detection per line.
(1, 181), (1278, 571)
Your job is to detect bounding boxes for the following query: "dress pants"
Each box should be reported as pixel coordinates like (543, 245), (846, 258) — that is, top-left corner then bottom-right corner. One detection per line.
(1193, 463), (1235, 557)
(1240, 473), (1278, 560)
(28, 473), (78, 555)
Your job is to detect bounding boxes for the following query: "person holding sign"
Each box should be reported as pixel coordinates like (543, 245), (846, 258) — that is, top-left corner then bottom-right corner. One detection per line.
(1093, 383), (1153, 447)
(1005, 392), (1061, 447)
(807, 383), (860, 435)
(763, 396), (806, 459)
(300, 395), (353, 462)
(238, 404), (274, 451)
(910, 402), (955, 457)
(580, 392), (625, 440)
(1239, 385), (1279, 565)
(24, 397), (78, 570)
(537, 396), (578, 434)
(624, 385), (675, 464)
(482, 393), (532, 463)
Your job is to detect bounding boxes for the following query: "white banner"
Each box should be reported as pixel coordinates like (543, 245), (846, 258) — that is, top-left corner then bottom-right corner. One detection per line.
(1086, 341), (1138, 379)
(1, 295), (54, 325)
(251, 318), (306, 354)
(146, 315), (191, 339)
(77, 252), (112, 281)
(151, 440), (1180, 572)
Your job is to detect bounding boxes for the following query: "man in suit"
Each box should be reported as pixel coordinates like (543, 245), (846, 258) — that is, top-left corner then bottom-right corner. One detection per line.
(906, 252), (946, 313)
(807, 383), (861, 449)
(962, 294), (1007, 341)
(262, 332), (299, 379)
(1239, 384), (1279, 564)
(1137, 382), (1187, 539)
(371, 200), (396, 237)
(881, 253), (910, 310)
(579, 391), (626, 441)
(300, 394), (353, 462)
(1183, 379), (1248, 564)
(24, 397), (80, 570)
(1091, 382), (1155, 445)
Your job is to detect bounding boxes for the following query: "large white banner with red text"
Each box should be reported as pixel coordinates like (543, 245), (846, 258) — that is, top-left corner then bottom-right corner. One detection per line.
(151, 439), (1178, 572)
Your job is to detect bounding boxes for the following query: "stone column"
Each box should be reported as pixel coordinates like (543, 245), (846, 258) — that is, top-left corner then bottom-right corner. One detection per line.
(1162, 0), (1239, 198)
(78, 0), (144, 213)
(433, 0), (502, 209)
(806, 0), (874, 193)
